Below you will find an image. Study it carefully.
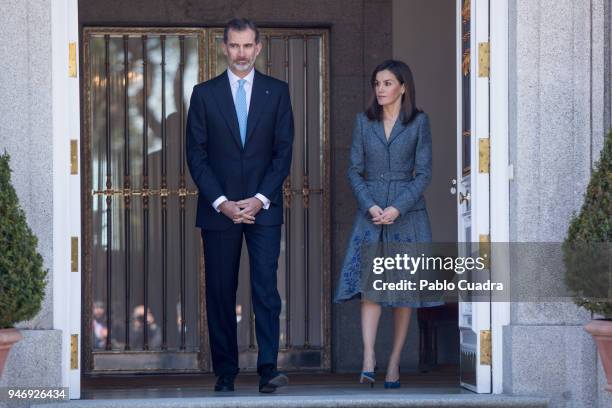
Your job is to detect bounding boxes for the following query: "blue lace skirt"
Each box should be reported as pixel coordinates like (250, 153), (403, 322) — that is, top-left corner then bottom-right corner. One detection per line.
(334, 209), (445, 308)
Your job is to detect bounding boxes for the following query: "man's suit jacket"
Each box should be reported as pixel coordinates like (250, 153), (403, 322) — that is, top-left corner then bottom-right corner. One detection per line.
(186, 69), (294, 230)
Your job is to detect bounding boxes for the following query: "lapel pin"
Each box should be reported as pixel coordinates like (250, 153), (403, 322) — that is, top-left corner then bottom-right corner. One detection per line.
(266, 90), (270, 94)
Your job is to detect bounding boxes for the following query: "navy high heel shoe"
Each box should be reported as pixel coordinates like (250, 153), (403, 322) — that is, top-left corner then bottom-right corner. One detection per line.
(384, 365), (401, 389)
(359, 362), (377, 388)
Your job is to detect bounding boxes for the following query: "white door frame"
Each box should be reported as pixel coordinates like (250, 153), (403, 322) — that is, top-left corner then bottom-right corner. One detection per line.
(51, 0), (81, 399)
(489, 0), (510, 395)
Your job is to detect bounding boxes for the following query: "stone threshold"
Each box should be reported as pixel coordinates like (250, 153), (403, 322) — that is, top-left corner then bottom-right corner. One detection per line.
(32, 393), (549, 408)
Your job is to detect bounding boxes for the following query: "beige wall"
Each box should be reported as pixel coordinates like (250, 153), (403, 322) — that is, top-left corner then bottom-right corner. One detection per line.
(393, 0), (457, 242)
(391, 0), (459, 368)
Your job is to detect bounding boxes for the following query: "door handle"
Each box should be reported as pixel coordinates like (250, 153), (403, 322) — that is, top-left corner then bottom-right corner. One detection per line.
(459, 191), (471, 205)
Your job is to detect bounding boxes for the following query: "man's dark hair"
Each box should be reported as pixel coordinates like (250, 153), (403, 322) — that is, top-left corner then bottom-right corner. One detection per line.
(224, 18), (260, 44)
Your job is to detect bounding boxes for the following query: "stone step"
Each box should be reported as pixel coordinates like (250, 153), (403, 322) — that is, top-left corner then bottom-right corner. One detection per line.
(31, 393), (549, 408)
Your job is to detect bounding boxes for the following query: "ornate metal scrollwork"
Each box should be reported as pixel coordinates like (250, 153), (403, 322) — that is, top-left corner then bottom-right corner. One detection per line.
(92, 188), (198, 197)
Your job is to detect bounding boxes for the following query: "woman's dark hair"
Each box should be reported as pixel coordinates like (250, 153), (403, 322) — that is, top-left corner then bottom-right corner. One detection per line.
(365, 60), (421, 124)
(224, 18), (260, 44)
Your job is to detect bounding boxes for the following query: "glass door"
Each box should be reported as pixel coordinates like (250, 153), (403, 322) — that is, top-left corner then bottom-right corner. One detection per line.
(83, 28), (206, 373)
(82, 27), (331, 374)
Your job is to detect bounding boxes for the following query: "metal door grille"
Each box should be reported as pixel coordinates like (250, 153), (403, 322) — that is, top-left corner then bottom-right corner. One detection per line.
(83, 27), (330, 374)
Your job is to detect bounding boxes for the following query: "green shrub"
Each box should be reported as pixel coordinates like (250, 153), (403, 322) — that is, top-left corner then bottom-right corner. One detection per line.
(563, 130), (612, 318)
(0, 152), (47, 328)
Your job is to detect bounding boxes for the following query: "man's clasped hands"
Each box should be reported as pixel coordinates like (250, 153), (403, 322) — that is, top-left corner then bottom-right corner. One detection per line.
(219, 197), (264, 224)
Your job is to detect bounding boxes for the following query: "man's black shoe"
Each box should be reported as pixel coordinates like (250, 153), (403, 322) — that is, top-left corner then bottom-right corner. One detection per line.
(259, 369), (289, 393)
(214, 374), (236, 392)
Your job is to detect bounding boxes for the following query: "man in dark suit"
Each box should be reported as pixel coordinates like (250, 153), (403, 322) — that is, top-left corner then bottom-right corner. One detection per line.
(186, 18), (294, 393)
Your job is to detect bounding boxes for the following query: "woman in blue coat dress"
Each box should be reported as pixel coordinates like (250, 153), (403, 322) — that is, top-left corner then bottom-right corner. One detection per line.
(334, 60), (443, 388)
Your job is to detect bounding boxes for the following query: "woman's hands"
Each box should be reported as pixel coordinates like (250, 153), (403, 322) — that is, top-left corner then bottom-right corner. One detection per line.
(369, 205), (400, 225)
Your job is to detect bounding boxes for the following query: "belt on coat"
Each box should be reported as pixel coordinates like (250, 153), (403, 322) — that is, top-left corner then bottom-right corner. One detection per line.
(365, 171), (413, 181)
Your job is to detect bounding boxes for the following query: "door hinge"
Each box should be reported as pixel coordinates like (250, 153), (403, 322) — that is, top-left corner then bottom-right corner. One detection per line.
(478, 41), (490, 77)
(480, 329), (491, 365)
(70, 334), (79, 369)
(479, 234), (491, 268)
(479, 138), (490, 173)
(71, 237), (78, 272)
(68, 42), (77, 78)
(70, 139), (78, 175)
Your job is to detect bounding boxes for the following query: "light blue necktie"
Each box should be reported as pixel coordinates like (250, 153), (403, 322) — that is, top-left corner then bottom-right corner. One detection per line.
(235, 79), (247, 146)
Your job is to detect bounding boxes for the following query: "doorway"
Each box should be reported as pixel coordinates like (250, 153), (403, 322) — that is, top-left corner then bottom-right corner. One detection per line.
(81, 27), (331, 375)
(392, 0), (498, 394)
